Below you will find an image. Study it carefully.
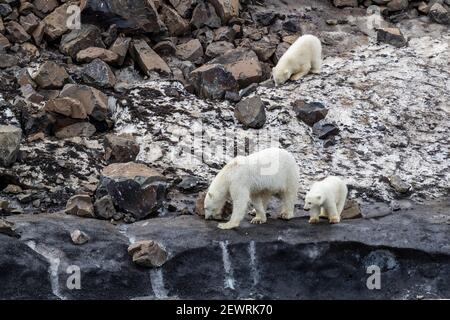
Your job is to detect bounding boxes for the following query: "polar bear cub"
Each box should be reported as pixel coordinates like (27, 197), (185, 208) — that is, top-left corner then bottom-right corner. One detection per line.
(272, 34), (322, 86)
(204, 147), (300, 230)
(304, 176), (348, 224)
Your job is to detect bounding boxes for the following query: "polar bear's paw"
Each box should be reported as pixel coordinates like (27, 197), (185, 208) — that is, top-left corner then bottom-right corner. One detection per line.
(278, 212), (294, 220)
(329, 216), (341, 224)
(251, 216), (267, 224)
(218, 222), (239, 230)
(309, 216), (320, 224)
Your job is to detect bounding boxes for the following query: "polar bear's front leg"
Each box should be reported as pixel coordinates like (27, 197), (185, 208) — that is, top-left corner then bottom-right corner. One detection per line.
(308, 206), (320, 224)
(218, 188), (249, 230)
(290, 63), (311, 81)
(279, 190), (296, 220)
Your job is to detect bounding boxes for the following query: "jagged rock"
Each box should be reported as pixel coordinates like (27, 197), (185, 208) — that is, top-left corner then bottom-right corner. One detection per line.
(33, 0), (59, 14)
(176, 39), (203, 63)
(128, 240), (168, 268)
(59, 84), (109, 122)
(388, 175), (412, 194)
(209, 48), (263, 88)
(429, 3), (450, 25)
(253, 9), (278, 26)
(191, 2), (221, 29)
(160, 4), (189, 36)
(312, 120), (340, 139)
(6, 21), (30, 43)
(104, 133), (140, 163)
(0, 33), (10, 50)
(274, 42), (290, 64)
(0, 125), (22, 167)
(65, 194), (95, 218)
(247, 39), (277, 62)
(130, 39), (171, 75)
(153, 40), (176, 55)
(42, 2), (74, 40)
(234, 95), (266, 129)
(81, 58), (116, 89)
(22, 111), (55, 136)
(32, 21), (45, 45)
(293, 100), (329, 126)
(333, 0), (358, 7)
(0, 219), (19, 238)
(205, 40), (234, 58)
(0, 53), (18, 68)
(209, 0), (239, 23)
(377, 27), (407, 48)
(3, 184), (22, 194)
(60, 24), (105, 58)
(19, 13), (40, 34)
(192, 26), (215, 48)
(214, 25), (240, 42)
(94, 195), (116, 220)
(70, 229), (90, 245)
(177, 175), (207, 193)
(341, 199), (362, 219)
(189, 63), (238, 99)
(83, 0), (165, 34)
(387, 0), (409, 12)
(0, 17), (4, 34)
(0, 4), (12, 17)
(96, 162), (167, 220)
(76, 47), (119, 64)
(168, 0), (198, 18)
(45, 97), (87, 119)
(109, 36), (131, 66)
(55, 122), (96, 139)
(33, 61), (69, 89)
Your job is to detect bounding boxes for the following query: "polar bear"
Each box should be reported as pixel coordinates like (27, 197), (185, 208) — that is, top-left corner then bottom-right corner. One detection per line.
(204, 147), (300, 230)
(272, 34), (322, 86)
(304, 176), (347, 224)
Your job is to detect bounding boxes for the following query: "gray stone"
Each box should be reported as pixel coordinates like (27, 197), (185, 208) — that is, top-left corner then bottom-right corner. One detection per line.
(189, 63), (238, 99)
(128, 240), (168, 267)
(0, 125), (22, 167)
(293, 100), (329, 126)
(70, 229), (90, 245)
(94, 195), (116, 220)
(312, 120), (340, 139)
(81, 58), (116, 89)
(377, 27), (407, 48)
(65, 194), (95, 218)
(234, 96), (266, 129)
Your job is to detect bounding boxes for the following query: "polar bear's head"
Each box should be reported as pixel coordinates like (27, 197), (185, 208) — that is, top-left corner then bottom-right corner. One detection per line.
(204, 191), (225, 220)
(303, 190), (324, 211)
(272, 66), (290, 86)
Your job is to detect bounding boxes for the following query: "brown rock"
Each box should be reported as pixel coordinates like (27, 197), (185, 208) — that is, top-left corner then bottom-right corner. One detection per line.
(130, 39), (171, 75)
(387, 0), (409, 12)
(60, 24), (105, 58)
(333, 0), (358, 7)
(0, 33), (10, 50)
(0, 218), (19, 238)
(55, 122), (96, 139)
(377, 27), (407, 48)
(191, 2), (221, 29)
(45, 97), (87, 119)
(214, 25), (238, 42)
(247, 39), (277, 62)
(104, 133), (140, 163)
(19, 13), (40, 34)
(66, 195), (95, 218)
(3, 184), (22, 194)
(32, 21), (45, 46)
(33, 61), (69, 89)
(42, 3), (74, 40)
(167, 0), (198, 18)
(429, 3), (450, 25)
(33, 0), (59, 14)
(128, 240), (168, 267)
(205, 40), (234, 58)
(81, 58), (116, 89)
(153, 40), (176, 55)
(160, 4), (189, 36)
(109, 36), (131, 66)
(176, 39), (203, 63)
(0, 17), (4, 34)
(6, 21), (30, 43)
(234, 95), (266, 129)
(189, 63), (238, 99)
(59, 84), (108, 122)
(70, 229), (90, 245)
(76, 47), (119, 64)
(341, 199), (362, 219)
(209, 0), (239, 23)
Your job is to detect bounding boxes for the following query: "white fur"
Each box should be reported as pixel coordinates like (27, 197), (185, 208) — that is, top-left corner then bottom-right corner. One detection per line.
(304, 176), (348, 224)
(204, 147), (300, 230)
(272, 34), (322, 86)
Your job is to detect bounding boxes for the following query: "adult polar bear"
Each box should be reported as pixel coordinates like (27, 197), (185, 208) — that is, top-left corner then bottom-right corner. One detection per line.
(304, 176), (348, 224)
(272, 34), (322, 86)
(204, 148), (300, 230)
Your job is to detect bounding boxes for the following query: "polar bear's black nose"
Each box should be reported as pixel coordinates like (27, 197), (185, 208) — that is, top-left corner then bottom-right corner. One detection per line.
(304, 208), (310, 211)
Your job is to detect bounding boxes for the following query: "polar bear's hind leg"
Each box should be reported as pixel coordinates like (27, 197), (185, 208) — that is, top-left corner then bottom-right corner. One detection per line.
(326, 202), (340, 224)
(250, 195), (268, 224)
(278, 190), (296, 220)
(290, 63), (311, 81)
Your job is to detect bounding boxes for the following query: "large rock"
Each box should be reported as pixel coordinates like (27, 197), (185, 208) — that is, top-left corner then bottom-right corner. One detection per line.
(0, 125), (22, 167)
(45, 97), (87, 119)
(6, 21), (30, 43)
(60, 24), (105, 58)
(70, 229), (90, 245)
(59, 84), (108, 122)
(109, 36), (131, 66)
(65, 194), (95, 218)
(209, 0), (239, 23)
(168, 0), (198, 18)
(104, 133), (140, 163)
(130, 39), (171, 75)
(160, 4), (189, 36)
(76, 47), (119, 64)
(128, 240), (168, 267)
(176, 39), (204, 63)
(205, 40), (234, 58)
(293, 100), (329, 126)
(0, 53), (18, 68)
(208, 48), (263, 88)
(94, 195), (116, 220)
(234, 95), (266, 129)
(387, 0), (409, 12)
(42, 2), (75, 40)
(189, 63), (238, 99)
(429, 3), (450, 25)
(0, 33), (11, 50)
(190, 2), (221, 29)
(96, 162), (167, 220)
(377, 27), (407, 48)
(55, 122), (96, 139)
(82, 0), (165, 34)
(333, 0), (358, 7)
(19, 13), (40, 34)
(33, 0), (59, 13)
(312, 120), (340, 139)
(33, 61), (69, 89)
(81, 58), (116, 89)
(0, 219), (19, 238)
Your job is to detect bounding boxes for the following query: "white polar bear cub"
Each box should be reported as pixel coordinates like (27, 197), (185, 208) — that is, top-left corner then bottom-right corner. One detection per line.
(204, 147), (300, 230)
(272, 34), (322, 86)
(304, 176), (348, 224)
